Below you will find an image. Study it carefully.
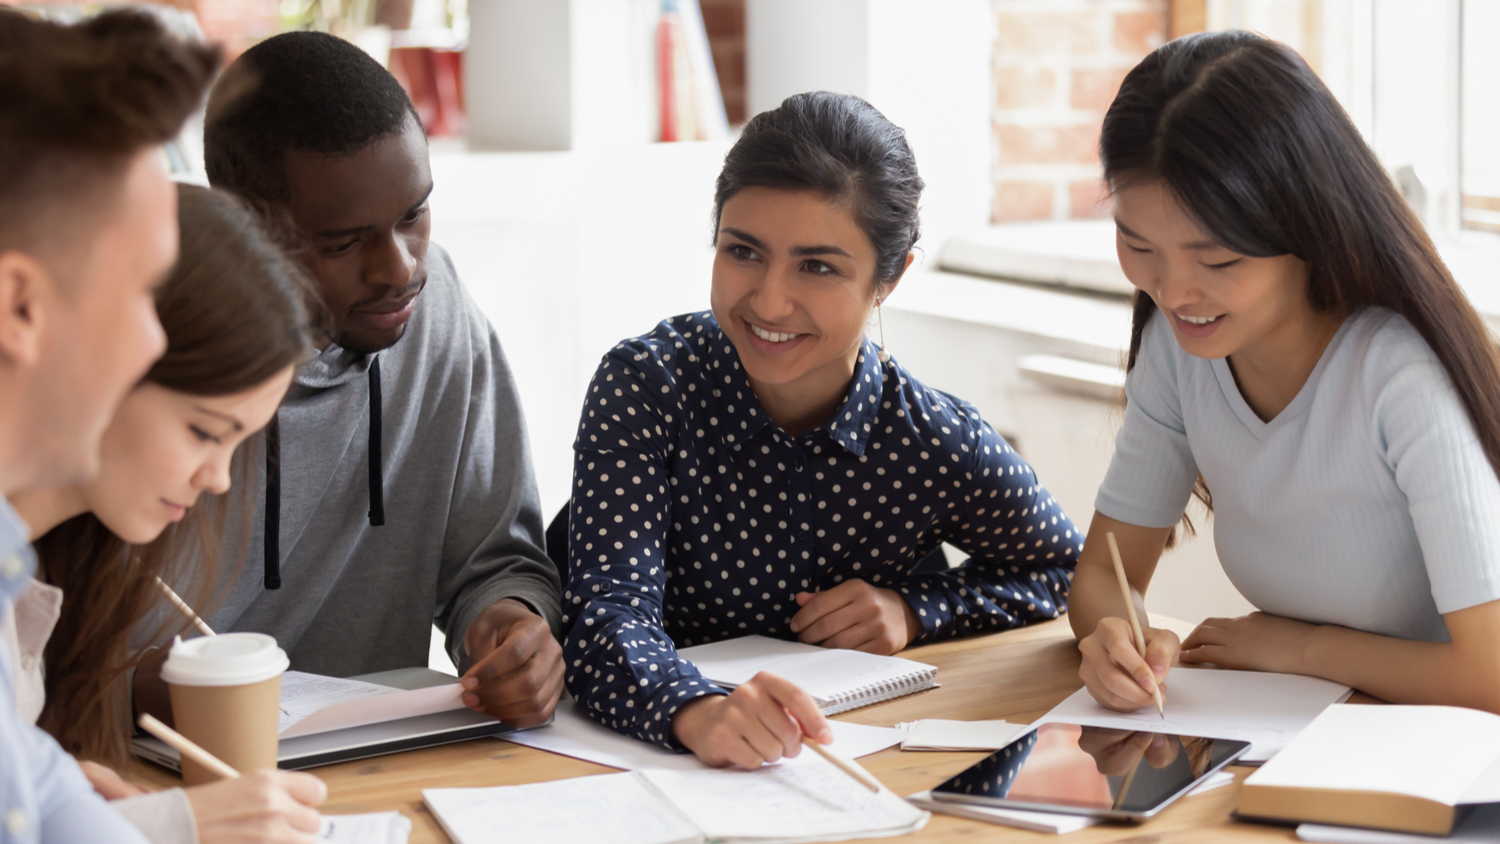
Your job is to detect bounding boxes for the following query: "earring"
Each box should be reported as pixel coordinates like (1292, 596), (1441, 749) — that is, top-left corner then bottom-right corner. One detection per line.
(876, 296), (891, 363)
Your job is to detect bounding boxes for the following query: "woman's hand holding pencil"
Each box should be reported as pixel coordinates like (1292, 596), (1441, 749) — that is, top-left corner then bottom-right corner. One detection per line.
(1076, 532), (1179, 715)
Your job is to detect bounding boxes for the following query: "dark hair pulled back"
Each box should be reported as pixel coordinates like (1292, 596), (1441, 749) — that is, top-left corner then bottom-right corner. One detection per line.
(36, 184), (318, 765)
(713, 91), (923, 285)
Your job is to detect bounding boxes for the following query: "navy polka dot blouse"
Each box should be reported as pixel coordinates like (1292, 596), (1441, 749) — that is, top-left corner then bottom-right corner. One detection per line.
(563, 313), (1080, 748)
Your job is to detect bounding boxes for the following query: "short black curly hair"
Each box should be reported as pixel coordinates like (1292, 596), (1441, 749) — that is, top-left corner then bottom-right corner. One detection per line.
(204, 31), (419, 204)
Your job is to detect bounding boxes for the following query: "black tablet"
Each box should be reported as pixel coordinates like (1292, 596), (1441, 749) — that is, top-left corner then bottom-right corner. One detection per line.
(928, 722), (1250, 821)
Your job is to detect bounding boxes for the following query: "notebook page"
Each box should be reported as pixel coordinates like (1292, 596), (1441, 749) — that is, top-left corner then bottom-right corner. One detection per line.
(679, 635), (935, 701)
(422, 773), (700, 844)
(501, 701), (904, 771)
(278, 671), (467, 739)
(1248, 705), (1500, 807)
(639, 751), (928, 842)
(897, 720), (1029, 751)
(1037, 667), (1352, 761)
(318, 812), (411, 844)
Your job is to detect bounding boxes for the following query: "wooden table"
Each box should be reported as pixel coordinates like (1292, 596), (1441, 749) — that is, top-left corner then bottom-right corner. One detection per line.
(134, 617), (1303, 843)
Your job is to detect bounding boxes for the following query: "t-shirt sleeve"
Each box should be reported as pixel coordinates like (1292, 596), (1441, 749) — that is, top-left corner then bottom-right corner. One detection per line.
(1094, 311), (1201, 529)
(1374, 330), (1500, 615)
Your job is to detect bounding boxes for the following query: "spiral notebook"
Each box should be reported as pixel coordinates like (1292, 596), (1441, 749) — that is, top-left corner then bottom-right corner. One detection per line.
(678, 635), (937, 715)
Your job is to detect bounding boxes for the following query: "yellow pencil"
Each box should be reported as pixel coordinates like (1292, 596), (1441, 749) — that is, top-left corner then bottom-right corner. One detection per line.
(1105, 531), (1165, 719)
(137, 713), (240, 781)
(802, 736), (882, 793)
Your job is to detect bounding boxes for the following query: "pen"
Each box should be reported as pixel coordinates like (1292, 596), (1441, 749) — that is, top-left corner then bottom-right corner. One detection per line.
(1105, 531), (1165, 720)
(138, 713), (241, 781)
(802, 736), (882, 793)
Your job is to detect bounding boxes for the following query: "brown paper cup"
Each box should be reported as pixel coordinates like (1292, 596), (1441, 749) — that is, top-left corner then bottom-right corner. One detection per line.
(161, 632), (289, 785)
(168, 674), (282, 785)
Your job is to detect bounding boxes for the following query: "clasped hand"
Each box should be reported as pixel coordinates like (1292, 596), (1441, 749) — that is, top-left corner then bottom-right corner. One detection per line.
(460, 598), (564, 727)
(789, 578), (921, 655)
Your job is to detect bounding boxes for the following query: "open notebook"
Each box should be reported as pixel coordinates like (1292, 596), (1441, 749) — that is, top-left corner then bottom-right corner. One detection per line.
(678, 635), (937, 715)
(423, 750), (928, 844)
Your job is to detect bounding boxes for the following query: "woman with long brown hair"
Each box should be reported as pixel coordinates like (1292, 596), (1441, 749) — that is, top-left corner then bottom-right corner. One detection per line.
(5, 184), (328, 844)
(1069, 32), (1500, 713)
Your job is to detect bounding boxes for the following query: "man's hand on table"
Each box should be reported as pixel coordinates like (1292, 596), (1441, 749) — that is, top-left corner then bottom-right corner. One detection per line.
(461, 597), (563, 727)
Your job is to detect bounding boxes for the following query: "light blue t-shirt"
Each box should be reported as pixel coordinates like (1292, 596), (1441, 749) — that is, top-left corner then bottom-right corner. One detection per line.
(0, 496), (150, 844)
(1096, 308), (1500, 643)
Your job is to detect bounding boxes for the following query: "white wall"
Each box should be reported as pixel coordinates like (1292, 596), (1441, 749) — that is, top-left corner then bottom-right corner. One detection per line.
(746, 0), (993, 267)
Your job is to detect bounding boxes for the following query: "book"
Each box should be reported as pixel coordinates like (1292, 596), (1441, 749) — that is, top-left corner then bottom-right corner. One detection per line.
(1037, 667), (1353, 762)
(423, 749), (929, 844)
(277, 670), (465, 739)
(1297, 804), (1500, 842)
(1239, 704), (1500, 835)
(678, 635), (938, 715)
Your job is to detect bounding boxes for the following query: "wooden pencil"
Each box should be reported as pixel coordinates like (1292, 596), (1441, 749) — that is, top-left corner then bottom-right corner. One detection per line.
(802, 736), (882, 793)
(153, 576), (215, 638)
(137, 713), (240, 781)
(1105, 531), (1165, 719)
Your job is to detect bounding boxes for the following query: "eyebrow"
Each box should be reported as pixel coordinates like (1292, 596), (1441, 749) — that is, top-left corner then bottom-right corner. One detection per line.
(316, 182), (435, 239)
(1114, 217), (1222, 251)
(193, 406), (245, 433)
(720, 228), (853, 258)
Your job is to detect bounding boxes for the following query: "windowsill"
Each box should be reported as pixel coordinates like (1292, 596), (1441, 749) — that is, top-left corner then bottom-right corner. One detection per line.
(939, 221), (1500, 332)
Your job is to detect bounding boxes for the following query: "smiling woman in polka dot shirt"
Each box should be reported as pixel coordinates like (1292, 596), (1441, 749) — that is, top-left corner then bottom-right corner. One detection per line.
(563, 92), (1082, 770)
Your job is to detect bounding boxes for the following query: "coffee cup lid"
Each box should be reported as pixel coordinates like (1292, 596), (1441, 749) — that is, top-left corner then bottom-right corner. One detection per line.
(161, 633), (289, 687)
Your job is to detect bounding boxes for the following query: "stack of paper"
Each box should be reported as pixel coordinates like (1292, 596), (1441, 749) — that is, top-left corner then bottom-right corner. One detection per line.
(279, 671), (465, 739)
(895, 719), (1029, 751)
(1036, 667), (1352, 762)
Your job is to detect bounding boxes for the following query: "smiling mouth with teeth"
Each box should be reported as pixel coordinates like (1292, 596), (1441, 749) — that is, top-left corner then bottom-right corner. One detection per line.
(750, 323), (802, 343)
(1177, 313), (1223, 325)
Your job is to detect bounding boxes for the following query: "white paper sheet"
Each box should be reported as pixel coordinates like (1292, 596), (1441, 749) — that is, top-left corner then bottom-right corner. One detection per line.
(278, 671), (467, 739)
(1036, 667), (1353, 762)
(1297, 804), (1500, 843)
(500, 700), (905, 771)
(896, 719), (1029, 751)
(318, 811), (411, 844)
(639, 752), (929, 841)
(1248, 704), (1500, 807)
(425, 773), (700, 844)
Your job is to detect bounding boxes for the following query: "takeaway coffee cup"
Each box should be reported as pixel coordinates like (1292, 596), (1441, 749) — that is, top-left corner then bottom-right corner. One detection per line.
(161, 632), (289, 785)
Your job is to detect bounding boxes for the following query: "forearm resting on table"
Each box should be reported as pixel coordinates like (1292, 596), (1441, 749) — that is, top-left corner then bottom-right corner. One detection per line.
(1067, 513), (1171, 641)
(1302, 601), (1500, 713)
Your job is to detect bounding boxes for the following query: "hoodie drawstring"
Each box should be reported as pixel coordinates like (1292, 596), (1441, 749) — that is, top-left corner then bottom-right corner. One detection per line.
(367, 355), (386, 527)
(263, 413), (282, 589)
(262, 354), (386, 590)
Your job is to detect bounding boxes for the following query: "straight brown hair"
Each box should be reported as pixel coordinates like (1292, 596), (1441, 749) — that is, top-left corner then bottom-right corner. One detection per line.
(34, 185), (317, 764)
(1101, 31), (1500, 540)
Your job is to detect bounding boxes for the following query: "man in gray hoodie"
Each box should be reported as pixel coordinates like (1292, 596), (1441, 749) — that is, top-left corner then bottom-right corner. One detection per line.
(135, 32), (563, 727)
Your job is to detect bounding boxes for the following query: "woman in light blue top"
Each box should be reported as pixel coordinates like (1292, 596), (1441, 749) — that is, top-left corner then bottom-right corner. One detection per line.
(1070, 31), (1500, 714)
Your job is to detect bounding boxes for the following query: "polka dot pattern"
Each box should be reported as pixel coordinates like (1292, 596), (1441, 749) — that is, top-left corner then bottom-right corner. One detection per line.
(562, 312), (1081, 748)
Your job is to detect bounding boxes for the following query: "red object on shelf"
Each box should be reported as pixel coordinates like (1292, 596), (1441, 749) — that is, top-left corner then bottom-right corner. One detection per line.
(391, 47), (464, 137)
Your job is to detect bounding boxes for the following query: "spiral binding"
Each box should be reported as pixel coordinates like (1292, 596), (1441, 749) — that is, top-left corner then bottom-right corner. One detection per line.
(819, 670), (938, 716)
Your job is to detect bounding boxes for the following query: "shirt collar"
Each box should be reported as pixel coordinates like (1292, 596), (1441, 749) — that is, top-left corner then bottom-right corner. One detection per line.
(703, 316), (885, 457)
(0, 496), (37, 603)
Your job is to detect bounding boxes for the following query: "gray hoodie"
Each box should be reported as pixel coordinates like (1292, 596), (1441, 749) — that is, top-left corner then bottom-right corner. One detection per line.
(199, 244), (560, 676)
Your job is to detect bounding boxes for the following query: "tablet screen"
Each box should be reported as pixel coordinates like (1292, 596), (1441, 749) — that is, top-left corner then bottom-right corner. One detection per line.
(929, 723), (1249, 815)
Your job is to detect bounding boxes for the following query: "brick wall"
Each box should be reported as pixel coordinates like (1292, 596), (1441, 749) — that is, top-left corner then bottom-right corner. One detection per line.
(700, 0), (747, 126)
(991, 0), (1168, 222)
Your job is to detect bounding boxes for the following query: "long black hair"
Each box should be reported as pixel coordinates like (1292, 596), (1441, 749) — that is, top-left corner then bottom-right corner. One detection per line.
(1101, 31), (1500, 532)
(713, 91), (923, 285)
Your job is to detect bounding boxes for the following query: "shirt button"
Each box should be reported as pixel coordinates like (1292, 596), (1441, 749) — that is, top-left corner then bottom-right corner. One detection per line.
(796, 530), (809, 542)
(5, 808), (28, 835)
(793, 458), (805, 472)
(1, 555), (22, 580)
